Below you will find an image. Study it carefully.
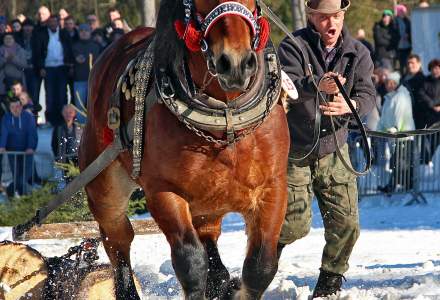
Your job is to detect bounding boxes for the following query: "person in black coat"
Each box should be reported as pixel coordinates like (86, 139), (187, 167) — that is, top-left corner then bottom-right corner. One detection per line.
(32, 14), (74, 126)
(417, 59), (440, 163)
(373, 10), (399, 70)
(402, 54), (425, 129)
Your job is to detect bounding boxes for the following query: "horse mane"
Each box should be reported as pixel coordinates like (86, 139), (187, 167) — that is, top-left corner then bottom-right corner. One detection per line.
(154, 0), (187, 73)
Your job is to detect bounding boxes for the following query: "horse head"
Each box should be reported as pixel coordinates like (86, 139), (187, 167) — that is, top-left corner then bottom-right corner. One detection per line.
(169, 0), (270, 93)
(196, 0), (262, 91)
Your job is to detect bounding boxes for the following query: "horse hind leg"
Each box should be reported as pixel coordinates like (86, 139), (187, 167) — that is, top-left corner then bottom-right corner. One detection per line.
(193, 216), (230, 299)
(86, 161), (140, 300)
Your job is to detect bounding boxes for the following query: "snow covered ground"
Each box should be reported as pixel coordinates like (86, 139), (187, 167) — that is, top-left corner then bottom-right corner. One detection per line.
(1, 193), (440, 299)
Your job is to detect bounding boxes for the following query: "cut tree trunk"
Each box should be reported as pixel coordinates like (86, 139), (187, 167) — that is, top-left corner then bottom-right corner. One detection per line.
(140, 0), (157, 27)
(76, 264), (142, 300)
(15, 219), (161, 241)
(0, 241), (47, 300)
(291, 0), (306, 30)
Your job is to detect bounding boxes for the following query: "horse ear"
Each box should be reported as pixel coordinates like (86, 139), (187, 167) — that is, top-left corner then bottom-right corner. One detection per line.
(255, 17), (270, 52)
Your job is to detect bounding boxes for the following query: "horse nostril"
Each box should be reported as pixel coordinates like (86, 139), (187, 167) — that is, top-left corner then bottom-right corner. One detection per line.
(216, 54), (231, 75)
(243, 51), (257, 75)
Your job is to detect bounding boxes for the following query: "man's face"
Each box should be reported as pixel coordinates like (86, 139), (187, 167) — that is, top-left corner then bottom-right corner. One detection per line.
(48, 17), (59, 32)
(87, 15), (99, 30)
(385, 79), (397, 92)
(432, 66), (440, 79)
(12, 21), (21, 32)
(79, 29), (91, 40)
(63, 107), (76, 122)
(65, 19), (75, 31)
(407, 58), (421, 75)
(310, 11), (345, 47)
(38, 7), (51, 23)
(10, 102), (23, 117)
(3, 35), (15, 47)
(109, 11), (121, 22)
(11, 84), (23, 97)
(382, 15), (392, 26)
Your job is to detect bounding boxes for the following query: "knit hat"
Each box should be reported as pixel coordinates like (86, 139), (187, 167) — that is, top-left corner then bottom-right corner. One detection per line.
(387, 72), (401, 84)
(383, 9), (394, 17)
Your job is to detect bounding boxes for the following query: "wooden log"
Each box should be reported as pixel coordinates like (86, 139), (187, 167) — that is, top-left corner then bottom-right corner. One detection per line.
(0, 241), (47, 300)
(16, 220), (161, 241)
(76, 264), (142, 300)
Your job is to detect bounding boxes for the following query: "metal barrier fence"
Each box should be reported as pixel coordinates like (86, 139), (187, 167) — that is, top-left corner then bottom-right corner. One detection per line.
(0, 151), (55, 198)
(349, 131), (440, 203)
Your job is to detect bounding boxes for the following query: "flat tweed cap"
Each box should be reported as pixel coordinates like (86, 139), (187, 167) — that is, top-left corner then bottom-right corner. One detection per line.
(305, 0), (351, 14)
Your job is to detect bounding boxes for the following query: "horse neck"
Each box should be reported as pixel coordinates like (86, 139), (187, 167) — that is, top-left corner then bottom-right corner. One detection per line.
(187, 52), (241, 101)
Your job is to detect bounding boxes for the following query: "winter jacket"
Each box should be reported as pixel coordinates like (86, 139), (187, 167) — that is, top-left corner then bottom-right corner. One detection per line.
(31, 27), (74, 72)
(278, 25), (376, 158)
(0, 44), (28, 92)
(72, 39), (101, 82)
(402, 71), (426, 129)
(51, 123), (83, 161)
(0, 111), (38, 151)
(373, 21), (399, 61)
(417, 75), (440, 128)
(377, 85), (415, 132)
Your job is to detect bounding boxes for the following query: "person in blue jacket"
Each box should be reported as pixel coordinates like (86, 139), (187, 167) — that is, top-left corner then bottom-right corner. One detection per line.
(0, 97), (38, 196)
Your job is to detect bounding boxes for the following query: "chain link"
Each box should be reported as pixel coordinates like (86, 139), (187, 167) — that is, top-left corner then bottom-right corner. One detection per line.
(173, 71), (280, 146)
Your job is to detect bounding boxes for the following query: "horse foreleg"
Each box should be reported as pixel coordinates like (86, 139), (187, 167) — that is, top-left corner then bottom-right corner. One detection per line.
(193, 216), (230, 299)
(233, 189), (287, 300)
(148, 192), (208, 299)
(86, 161), (140, 300)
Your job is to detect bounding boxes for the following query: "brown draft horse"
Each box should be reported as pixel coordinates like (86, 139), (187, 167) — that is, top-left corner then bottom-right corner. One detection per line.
(79, 0), (290, 299)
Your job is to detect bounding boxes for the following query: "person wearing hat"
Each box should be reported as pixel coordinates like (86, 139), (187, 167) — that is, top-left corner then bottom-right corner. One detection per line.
(72, 23), (101, 124)
(377, 71), (415, 193)
(373, 9), (400, 70)
(277, 0), (376, 297)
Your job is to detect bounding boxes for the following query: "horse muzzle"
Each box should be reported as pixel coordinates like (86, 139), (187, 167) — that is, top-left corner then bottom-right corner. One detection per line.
(212, 50), (258, 92)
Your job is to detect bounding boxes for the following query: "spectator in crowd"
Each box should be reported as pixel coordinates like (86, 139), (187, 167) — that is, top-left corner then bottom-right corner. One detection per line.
(419, 0), (430, 7)
(7, 81), (33, 114)
(373, 67), (390, 104)
(104, 8), (131, 41)
(0, 33), (28, 91)
(0, 97), (38, 196)
(72, 24), (101, 124)
(63, 15), (79, 42)
(58, 8), (69, 29)
(92, 30), (108, 50)
(0, 16), (7, 45)
(378, 72), (415, 133)
(395, 4), (412, 74)
(377, 72), (415, 193)
(32, 6), (52, 110)
(17, 18), (40, 113)
(87, 14), (101, 33)
(373, 9), (399, 70)
(10, 19), (22, 34)
(52, 104), (82, 165)
(109, 28), (125, 44)
(33, 14), (74, 126)
(418, 59), (440, 163)
(356, 28), (374, 59)
(35, 6), (51, 30)
(16, 14), (26, 24)
(402, 54), (425, 129)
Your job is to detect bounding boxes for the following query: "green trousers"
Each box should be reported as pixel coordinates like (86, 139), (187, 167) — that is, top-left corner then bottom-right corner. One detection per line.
(279, 145), (360, 275)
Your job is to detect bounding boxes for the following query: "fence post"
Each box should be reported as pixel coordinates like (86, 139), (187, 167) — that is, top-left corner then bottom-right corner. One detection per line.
(406, 136), (427, 205)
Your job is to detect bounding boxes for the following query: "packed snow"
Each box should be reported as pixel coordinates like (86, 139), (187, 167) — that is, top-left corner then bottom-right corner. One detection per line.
(1, 193), (439, 299)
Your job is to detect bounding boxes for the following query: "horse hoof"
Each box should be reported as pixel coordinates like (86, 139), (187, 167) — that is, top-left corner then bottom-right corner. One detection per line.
(220, 277), (241, 300)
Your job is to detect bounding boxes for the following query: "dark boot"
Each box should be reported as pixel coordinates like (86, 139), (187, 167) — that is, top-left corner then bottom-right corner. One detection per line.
(312, 268), (345, 298)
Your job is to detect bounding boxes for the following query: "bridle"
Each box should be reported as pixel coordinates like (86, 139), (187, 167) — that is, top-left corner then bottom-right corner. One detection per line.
(174, 0), (270, 70)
